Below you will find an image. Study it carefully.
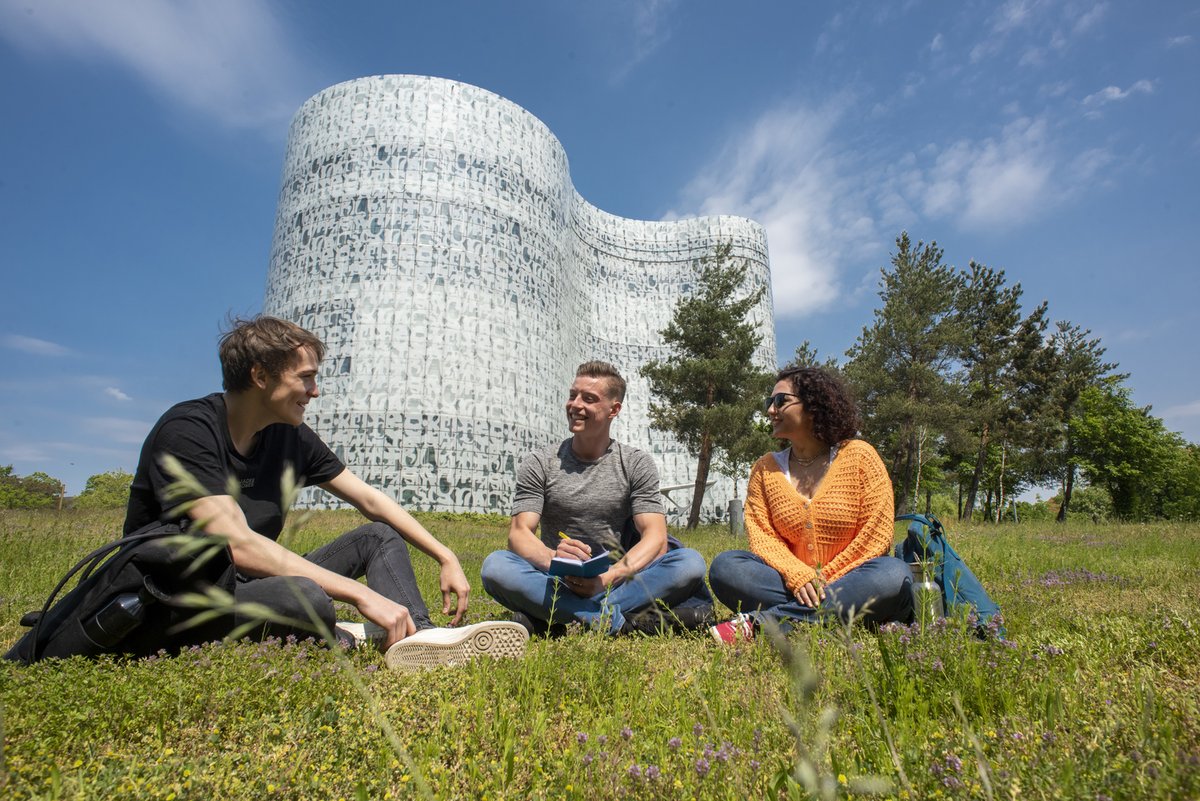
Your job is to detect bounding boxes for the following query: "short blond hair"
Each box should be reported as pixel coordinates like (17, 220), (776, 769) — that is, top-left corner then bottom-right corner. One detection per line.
(575, 361), (626, 401)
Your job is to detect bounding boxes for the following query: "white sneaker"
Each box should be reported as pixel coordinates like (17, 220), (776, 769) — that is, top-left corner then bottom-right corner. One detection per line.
(335, 621), (388, 649)
(384, 621), (528, 671)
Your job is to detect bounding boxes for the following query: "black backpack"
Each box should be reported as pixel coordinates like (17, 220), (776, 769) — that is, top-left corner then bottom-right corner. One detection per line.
(4, 521), (237, 665)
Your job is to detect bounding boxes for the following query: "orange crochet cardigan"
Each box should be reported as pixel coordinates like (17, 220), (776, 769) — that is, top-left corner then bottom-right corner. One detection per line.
(744, 439), (895, 593)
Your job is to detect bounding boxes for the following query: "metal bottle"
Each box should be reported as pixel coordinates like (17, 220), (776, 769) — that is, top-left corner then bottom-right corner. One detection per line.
(82, 592), (147, 648)
(910, 561), (944, 627)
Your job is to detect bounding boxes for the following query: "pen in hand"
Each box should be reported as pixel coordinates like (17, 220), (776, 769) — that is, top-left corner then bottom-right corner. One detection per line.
(556, 531), (591, 559)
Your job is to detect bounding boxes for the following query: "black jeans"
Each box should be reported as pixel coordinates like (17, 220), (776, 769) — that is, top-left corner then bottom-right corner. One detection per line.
(234, 522), (433, 640)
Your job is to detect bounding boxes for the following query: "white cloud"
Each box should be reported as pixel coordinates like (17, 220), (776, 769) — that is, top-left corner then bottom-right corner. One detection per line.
(1082, 80), (1155, 109)
(668, 97), (879, 319)
(0, 0), (310, 132)
(1164, 400), (1200, 418)
(612, 0), (677, 83)
(104, 387), (132, 402)
(929, 32), (945, 53)
(1072, 2), (1108, 35)
(81, 417), (154, 446)
(2, 334), (71, 357)
(1167, 35), (1193, 48)
(908, 117), (1057, 230)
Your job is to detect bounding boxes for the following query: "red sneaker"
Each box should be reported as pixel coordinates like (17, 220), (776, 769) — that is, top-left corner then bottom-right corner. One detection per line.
(709, 613), (755, 644)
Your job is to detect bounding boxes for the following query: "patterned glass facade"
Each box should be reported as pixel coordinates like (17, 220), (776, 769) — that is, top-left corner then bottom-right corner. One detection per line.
(263, 76), (775, 519)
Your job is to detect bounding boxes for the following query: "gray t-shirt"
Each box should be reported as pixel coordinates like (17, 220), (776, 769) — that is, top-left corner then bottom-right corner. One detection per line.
(512, 438), (665, 553)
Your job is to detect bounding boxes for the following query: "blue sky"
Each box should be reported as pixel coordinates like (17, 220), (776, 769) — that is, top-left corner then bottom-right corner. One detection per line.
(1, 0), (1197, 495)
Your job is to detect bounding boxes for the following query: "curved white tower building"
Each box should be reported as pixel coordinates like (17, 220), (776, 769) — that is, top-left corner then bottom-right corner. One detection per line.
(264, 75), (774, 518)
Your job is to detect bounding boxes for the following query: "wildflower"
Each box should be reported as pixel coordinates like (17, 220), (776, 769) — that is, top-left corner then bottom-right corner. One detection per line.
(628, 764), (641, 779)
(694, 757), (710, 777)
(621, 726), (633, 741)
(750, 760), (760, 771)
(597, 735), (608, 746)
(668, 737), (682, 751)
(693, 723), (704, 738)
(838, 774), (848, 785)
(364, 664), (378, 674)
(576, 732), (588, 745)
(945, 753), (962, 772)
(645, 765), (660, 780)
(582, 753), (593, 766)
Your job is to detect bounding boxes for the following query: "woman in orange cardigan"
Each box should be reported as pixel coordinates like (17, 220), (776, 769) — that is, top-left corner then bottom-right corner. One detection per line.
(708, 367), (913, 643)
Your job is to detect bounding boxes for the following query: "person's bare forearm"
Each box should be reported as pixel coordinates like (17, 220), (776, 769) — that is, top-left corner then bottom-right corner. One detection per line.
(508, 513), (554, 570)
(323, 472), (458, 565)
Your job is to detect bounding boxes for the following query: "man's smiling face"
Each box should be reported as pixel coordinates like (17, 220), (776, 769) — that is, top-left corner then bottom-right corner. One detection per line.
(261, 345), (320, 426)
(565, 375), (621, 436)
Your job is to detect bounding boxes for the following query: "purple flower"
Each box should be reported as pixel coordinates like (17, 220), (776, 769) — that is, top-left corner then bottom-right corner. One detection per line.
(364, 664), (378, 674)
(628, 764), (642, 779)
(645, 765), (660, 780)
(693, 723), (704, 738)
(577, 732), (589, 745)
(750, 760), (761, 771)
(582, 753), (594, 766)
(945, 753), (962, 772)
(695, 757), (710, 777)
(668, 737), (682, 751)
(931, 659), (944, 670)
(597, 735), (608, 746)
(1042, 644), (1064, 656)
(621, 726), (633, 741)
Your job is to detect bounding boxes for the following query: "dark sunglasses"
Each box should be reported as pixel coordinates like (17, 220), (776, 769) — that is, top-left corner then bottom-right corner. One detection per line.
(764, 392), (801, 412)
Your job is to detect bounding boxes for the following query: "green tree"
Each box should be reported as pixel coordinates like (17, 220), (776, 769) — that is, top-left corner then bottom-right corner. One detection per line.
(640, 242), (772, 529)
(75, 469), (135, 510)
(844, 233), (967, 514)
(1038, 322), (1122, 522)
(953, 261), (1048, 520)
(1070, 383), (1191, 520)
(784, 340), (840, 371)
(712, 411), (777, 498)
(0, 465), (64, 509)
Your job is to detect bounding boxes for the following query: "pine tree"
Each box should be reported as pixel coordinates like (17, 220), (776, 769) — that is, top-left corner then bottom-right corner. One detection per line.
(640, 242), (773, 529)
(1039, 321), (1122, 522)
(844, 233), (966, 513)
(954, 262), (1048, 520)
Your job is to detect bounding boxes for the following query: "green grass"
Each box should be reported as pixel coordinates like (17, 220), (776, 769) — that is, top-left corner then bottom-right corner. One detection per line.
(1, 510), (1197, 800)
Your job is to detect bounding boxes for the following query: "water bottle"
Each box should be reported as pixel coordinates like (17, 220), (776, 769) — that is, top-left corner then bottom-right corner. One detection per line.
(910, 561), (944, 628)
(82, 592), (147, 648)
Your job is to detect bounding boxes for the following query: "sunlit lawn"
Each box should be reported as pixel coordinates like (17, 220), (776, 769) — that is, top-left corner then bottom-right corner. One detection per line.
(1, 509), (1197, 799)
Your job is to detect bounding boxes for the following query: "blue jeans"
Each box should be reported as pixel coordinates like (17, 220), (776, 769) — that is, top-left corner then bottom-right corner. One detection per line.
(708, 550), (913, 630)
(480, 548), (710, 634)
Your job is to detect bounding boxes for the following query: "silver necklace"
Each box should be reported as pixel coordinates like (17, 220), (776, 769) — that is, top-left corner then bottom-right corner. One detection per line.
(791, 448), (828, 468)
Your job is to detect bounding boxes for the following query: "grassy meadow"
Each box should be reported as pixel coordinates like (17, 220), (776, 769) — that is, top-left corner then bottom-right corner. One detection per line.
(1, 509), (1197, 800)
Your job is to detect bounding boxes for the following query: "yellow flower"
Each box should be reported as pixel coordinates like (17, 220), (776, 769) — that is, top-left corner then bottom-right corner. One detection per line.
(838, 774), (848, 785)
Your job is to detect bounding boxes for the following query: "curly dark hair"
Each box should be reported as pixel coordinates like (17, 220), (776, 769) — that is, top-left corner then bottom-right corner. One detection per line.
(777, 366), (860, 446)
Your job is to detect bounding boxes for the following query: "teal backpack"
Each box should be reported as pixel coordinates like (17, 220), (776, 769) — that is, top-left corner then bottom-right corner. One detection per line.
(895, 513), (1005, 637)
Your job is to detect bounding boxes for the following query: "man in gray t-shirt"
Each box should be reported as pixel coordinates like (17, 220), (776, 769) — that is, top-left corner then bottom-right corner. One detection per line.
(481, 361), (712, 634)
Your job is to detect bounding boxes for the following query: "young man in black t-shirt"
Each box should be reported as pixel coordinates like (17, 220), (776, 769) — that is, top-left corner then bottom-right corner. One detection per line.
(125, 316), (525, 669)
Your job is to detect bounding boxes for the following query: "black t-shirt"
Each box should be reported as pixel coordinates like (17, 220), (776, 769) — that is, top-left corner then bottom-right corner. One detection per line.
(124, 393), (345, 539)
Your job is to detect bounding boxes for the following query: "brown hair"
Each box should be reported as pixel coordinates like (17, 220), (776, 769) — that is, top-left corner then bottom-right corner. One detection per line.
(219, 316), (325, 392)
(777, 366), (860, 446)
(575, 361), (627, 402)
